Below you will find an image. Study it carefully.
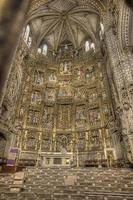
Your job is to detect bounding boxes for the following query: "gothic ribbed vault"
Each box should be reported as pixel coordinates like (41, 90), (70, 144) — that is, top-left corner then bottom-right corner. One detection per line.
(27, 0), (102, 50)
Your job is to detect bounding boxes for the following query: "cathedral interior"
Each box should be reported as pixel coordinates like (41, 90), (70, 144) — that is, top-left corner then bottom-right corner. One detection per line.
(0, 0), (133, 199)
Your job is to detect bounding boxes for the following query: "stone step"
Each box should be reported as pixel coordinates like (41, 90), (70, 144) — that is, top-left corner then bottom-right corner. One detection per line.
(0, 167), (133, 200)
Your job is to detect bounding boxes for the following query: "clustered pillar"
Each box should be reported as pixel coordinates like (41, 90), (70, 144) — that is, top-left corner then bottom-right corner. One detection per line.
(0, 0), (31, 108)
(103, 1), (133, 163)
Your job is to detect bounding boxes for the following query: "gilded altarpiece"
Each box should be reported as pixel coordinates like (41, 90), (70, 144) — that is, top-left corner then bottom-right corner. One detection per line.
(15, 54), (115, 166)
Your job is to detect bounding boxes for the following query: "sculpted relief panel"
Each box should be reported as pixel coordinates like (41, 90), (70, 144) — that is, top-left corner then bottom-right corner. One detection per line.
(89, 130), (102, 151)
(34, 70), (44, 86)
(31, 91), (42, 105)
(86, 66), (96, 82)
(74, 87), (86, 101)
(25, 132), (38, 151)
(55, 133), (72, 152)
(41, 133), (52, 152)
(45, 88), (56, 102)
(77, 132), (86, 152)
(89, 109), (101, 127)
(47, 72), (57, 83)
(76, 106), (86, 129)
(57, 105), (72, 130)
(42, 107), (54, 129)
(59, 61), (72, 75)
(28, 110), (40, 126)
(74, 68), (85, 81)
(87, 88), (98, 106)
(58, 81), (72, 97)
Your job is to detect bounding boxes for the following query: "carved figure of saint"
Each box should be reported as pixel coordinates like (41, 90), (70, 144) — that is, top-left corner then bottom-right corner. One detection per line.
(64, 62), (68, 73)
(31, 91), (41, 104)
(32, 115), (38, 125)
(28, 111), (38, 125)
(60, 63), (64, 74)
(49, 73), (57, 82)
(79, 110), (85, 120)
(47, 90), (55, 101)
(34, 72), (43, 85)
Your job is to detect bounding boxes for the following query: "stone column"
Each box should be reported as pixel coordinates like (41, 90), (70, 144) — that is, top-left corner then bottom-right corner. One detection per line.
(103, 5), (133, 163)
(0, 0), (31, 107)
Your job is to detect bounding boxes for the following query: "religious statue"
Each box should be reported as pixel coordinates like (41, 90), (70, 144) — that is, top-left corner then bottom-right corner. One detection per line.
(103, 105), (109, 119)
(56, 134), (71, 152)
(24, 85), (29, 93)
(60, 63), (64, 75)
(28, 111), (39, 125)
(26, 135), (36, 150)
(77, 137), (86, 152)
(34, 71), (44, 85)
(58, 81), (72, 97)
(32, 114), (38, 125)
(19, 107), (24, 119)
(76, 107), (86, 128)
(41, 139), (51, 151)
(90, 130), (101, 149)
(48, 73), (57, 82)
(89, 109), (101, 126)
(75, 88), (85, 100)
(88, 90), (98, 104)
(45, 89), (56, 101)
(64, 62), (68, 73)
(107, 150), (114, 167)
(22, 95), (27, 103)
(76, 68), (84, 80)
(60, 62), (71, 75)
(31, 91), (41, 104)
(102, 91), (107, 100)
(86, 66), (95, 81)
(43, 108), (53, 129)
